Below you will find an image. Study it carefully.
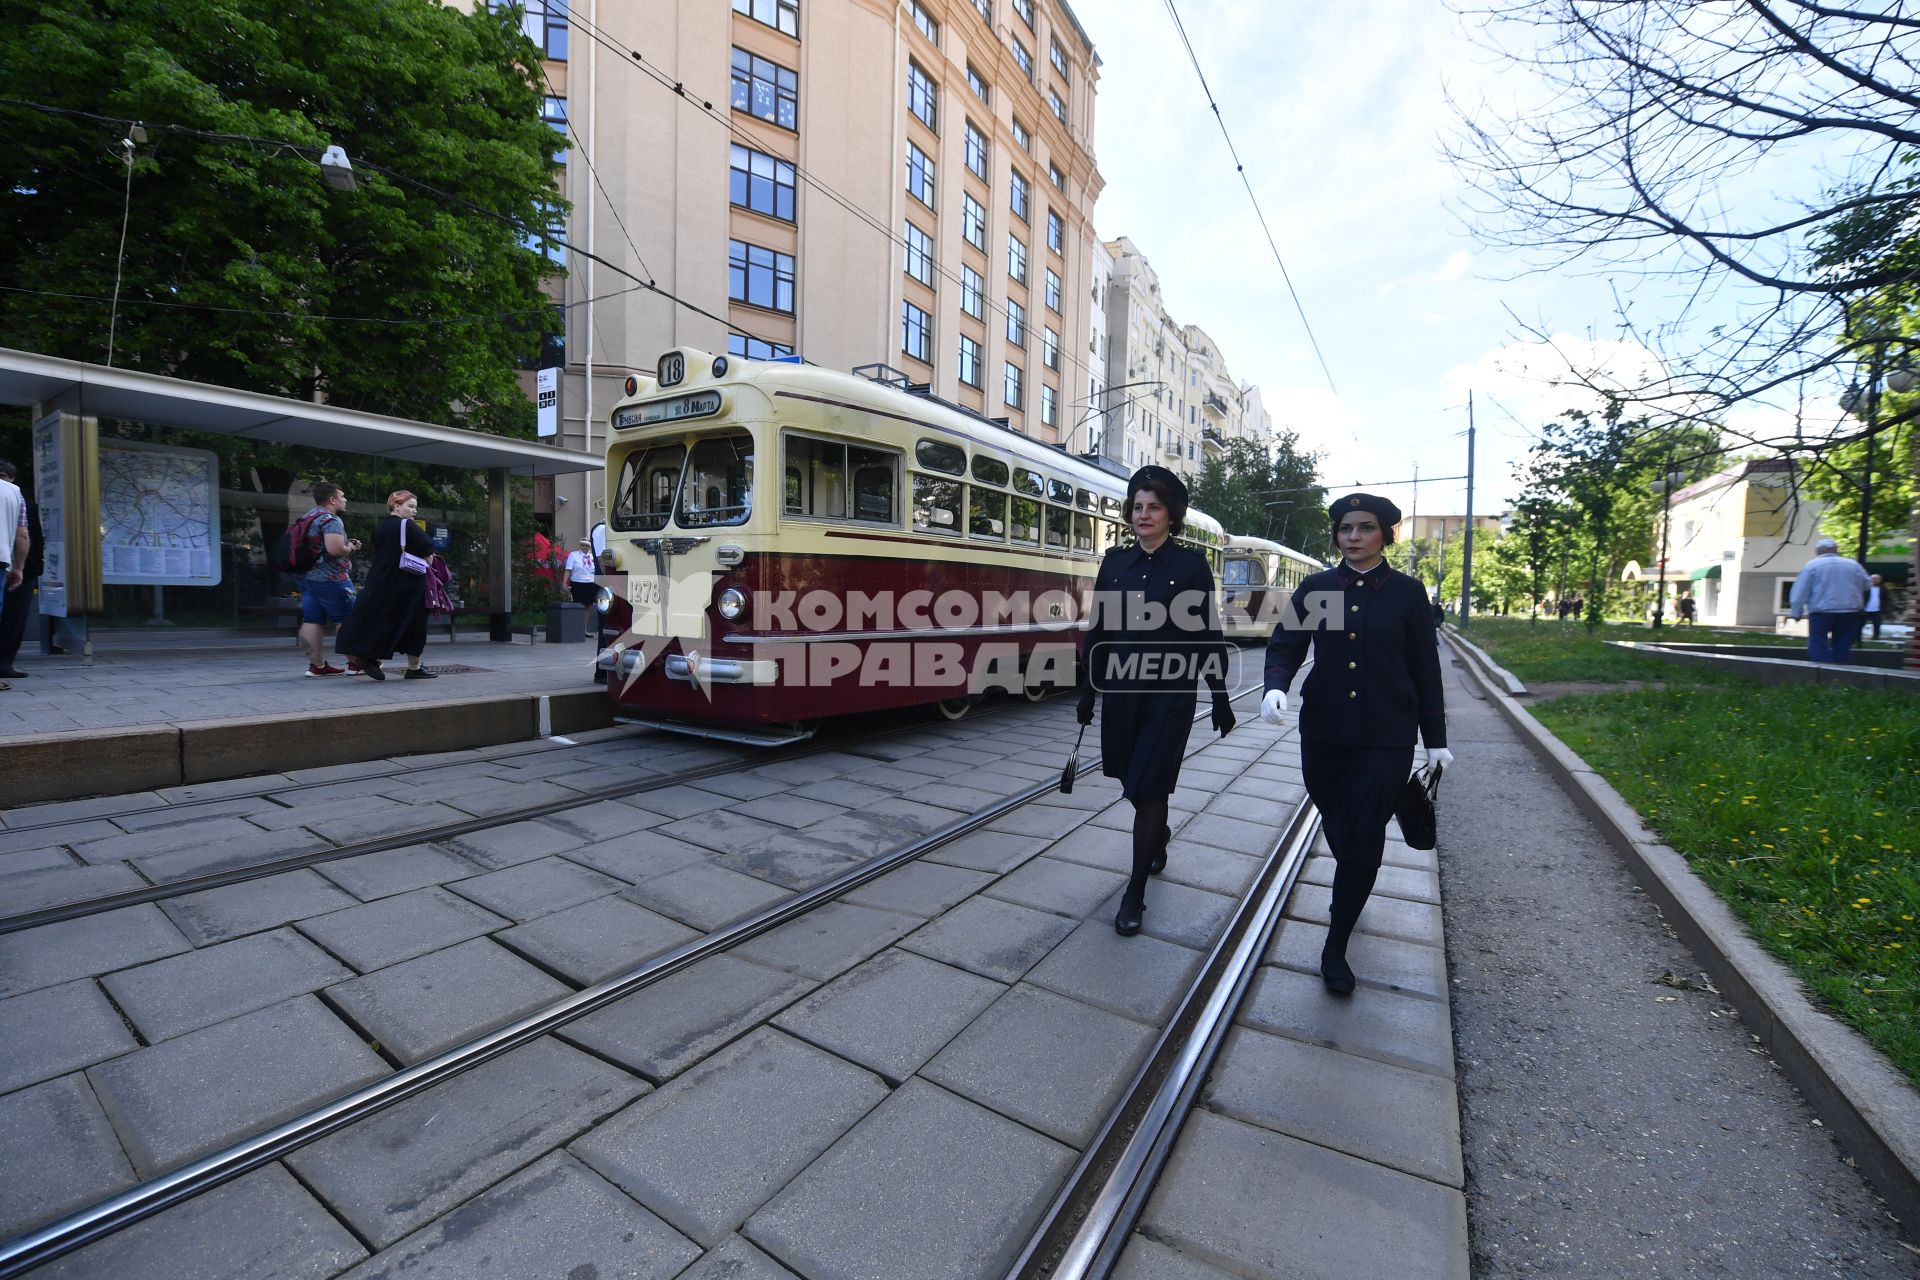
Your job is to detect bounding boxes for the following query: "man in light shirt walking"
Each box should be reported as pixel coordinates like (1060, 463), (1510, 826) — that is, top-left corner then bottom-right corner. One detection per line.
(1788, 537), (1872, 663)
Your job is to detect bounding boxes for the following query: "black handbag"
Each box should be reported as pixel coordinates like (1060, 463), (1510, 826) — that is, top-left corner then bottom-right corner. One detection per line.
(1059, 725), (1087, 794)
(1395, 764), (1442, 850)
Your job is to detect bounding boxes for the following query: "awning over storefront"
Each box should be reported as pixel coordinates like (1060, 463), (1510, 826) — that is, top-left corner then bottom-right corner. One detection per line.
(1689, 564), (1722, 581)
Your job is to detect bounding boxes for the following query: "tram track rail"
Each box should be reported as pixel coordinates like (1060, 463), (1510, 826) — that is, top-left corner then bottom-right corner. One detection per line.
(0, 683), (1269, 1278)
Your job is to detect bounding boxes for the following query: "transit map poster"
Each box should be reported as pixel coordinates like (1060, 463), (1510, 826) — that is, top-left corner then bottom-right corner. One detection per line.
(30, 412), (66, 617)
(98, 440), (223, 586)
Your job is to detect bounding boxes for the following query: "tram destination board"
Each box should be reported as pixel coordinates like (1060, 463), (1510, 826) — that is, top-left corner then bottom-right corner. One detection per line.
(614, 391), (722, 430)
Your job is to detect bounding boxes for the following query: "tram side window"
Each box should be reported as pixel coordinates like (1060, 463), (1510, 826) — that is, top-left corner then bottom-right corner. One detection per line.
(1046, 478), (1074, 505)
(1011, 497), (1041, 545)
(1099, 517), (1128, 552)
(851, 447), (896, 522)
(1072, 512), (1094, 553)
(784, 436), (899, 524)
(612, 444), (686, 532)
(678, 432), (755, 528)
(972, 455), (1010, 487)
(913, 474), (962, 534)
(970, 487), (1007, 540)
(1045, 504), (1071, 549)
(916, 439), (967, 475)
(1013, 467), (1044, 498)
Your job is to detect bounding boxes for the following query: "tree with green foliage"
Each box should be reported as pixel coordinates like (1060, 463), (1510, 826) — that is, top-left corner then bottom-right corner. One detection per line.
(1188, 432), (1330, 559)
(0, 0), (565, 436)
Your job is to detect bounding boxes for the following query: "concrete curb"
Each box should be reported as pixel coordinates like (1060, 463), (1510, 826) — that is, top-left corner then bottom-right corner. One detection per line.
(0, 689), (614, 807)
(1452, 649), (1920, 1231)
(1606, 641), (1920, 693)
(1441, 625), (1527, 696)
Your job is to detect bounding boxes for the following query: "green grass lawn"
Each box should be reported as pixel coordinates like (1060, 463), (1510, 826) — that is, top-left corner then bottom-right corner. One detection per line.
(1455, 616), (1728, 684)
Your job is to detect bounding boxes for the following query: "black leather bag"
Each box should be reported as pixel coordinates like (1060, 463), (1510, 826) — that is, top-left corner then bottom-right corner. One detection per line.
(1395, 765), (1442, 850)
(1059, 726), (1087, 794)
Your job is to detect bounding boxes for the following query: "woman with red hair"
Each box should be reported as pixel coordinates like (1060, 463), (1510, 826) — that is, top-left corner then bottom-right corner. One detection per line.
(337, 490), (437, 680)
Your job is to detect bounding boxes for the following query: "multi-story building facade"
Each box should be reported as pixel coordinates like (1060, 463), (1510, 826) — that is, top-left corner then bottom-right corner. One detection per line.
(495, 0), (1105, 542)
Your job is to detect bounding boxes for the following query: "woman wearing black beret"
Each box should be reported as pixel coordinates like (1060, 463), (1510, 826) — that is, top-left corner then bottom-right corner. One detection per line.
(1261, 492), (1454, 993)
(1078, 466), (1236, 936)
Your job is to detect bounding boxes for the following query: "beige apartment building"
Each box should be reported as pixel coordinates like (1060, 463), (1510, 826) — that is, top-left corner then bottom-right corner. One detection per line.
(502, 0), (1105, 541)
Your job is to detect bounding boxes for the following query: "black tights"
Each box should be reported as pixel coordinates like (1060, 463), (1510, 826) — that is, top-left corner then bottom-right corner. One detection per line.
(1123, 795), (1170, 907)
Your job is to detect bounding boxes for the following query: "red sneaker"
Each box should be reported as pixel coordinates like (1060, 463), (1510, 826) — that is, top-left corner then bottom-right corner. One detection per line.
(346, 660), (365, 675)
(306, 664), (347, 677)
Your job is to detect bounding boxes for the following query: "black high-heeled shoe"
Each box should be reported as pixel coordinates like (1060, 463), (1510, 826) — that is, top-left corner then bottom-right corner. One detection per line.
(1320, 945), (1356, 996)
(1114, 895), (1144, 936)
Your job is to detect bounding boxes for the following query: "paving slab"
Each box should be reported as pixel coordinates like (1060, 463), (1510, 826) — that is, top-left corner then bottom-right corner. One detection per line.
(560, 952), (814, 1083)
(559, 828), (713, 884)
(985, 854), (1129, 917)
(0, 845), (78, 878)
(130, 832), (331, 884)
(621, 860), (794, 931)
(984, 803), (1088, 839)
(727, 792), (847, 828)
(496, 894), (700, 985)
(1285, 880), (1444, 947)
(574, 1027), (888, 1249)
(682, 771), (793, 801)
(922, 983), (1155, 1146)
(441, 817), (586, 870)
(1112, 1236), (1241, 1279)
(325, 937), (572, 1064)
(32, 1164), (367, 1280)
(919, 827), (1050, 874)
(773, 948), (1005, 1082)
(160, 869), (359, 946)
(1205, 1025), (1463, 1186)
(1138, 1109), (1469, 1280)
(101, 927), (354, 1042)
(745, 1079), (1075, 1280)
(246, 792), (402, 833)
(1298, 854), (1439, 905)
(676, 1235), (801, 1280)
(288, 1037), (646, 1249)
(1022, 920), (1204, 1026)
(1265, 918), (1448, 1002)
(0, 979), (140, 1093)
(839, 860), (996, 918)
(541, 797), (669, 841)
(1040, 820), (1137, 875)
(1108, 878), (1237, 952)
(0, 861), (145, 914)
(1238, 964), (1456, 1079)
(624, 784), (739, 820)
(0, 903), (191, 998)
(68, 815), (268, 866)
(710, 832), (873, 890)
(439, 780), (583, 819)
(109, 796), (276, 831)
(87, 995), (389, 1176)
(1154, 843), (1263, 897)
(294, 802), (475, 845)
(296, 885), (509, 973)
(0, 1074), (138, 1238)
(313, 843), (483, 901)
(733, 900), (921, 982)
(335, 1151), (699, 1280)
(896, 895), (1077, 984)
(443, 855), (625, 922)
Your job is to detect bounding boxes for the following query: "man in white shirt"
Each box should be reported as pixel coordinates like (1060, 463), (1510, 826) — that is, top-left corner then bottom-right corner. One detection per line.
(1788, 537), (1872, 663)
(564, 538), (599, 619)
(1864, 574), (1885, 640)
(0, 464), (28, 692)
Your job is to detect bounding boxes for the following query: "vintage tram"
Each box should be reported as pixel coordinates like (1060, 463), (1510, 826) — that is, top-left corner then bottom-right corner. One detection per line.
(1220, 534), (1323, 642)
(593, 349), (1226, 744)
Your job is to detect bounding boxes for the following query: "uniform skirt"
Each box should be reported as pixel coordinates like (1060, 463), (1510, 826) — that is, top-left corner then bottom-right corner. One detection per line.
(1301, 742), (1414, 872)
(1099, 688), (1198, 801)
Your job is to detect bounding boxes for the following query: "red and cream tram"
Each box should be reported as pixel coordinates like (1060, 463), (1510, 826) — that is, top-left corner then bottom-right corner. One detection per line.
(1220, 534), (1323, 642)
(593, 349), (1226, 744)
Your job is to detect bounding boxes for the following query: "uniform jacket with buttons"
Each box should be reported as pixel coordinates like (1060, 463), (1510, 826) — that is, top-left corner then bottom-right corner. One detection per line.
(1082, 540), (1230, 696)
(1264, 561), (1446, 749)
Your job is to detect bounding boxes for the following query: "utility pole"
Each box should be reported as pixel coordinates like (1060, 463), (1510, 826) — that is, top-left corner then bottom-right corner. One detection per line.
(1459, 393), (1476, 628)
(1408, 464), (1420, 581)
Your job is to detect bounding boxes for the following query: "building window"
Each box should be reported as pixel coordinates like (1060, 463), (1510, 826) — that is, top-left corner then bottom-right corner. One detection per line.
(733, 0), (798, 37)
(1013, 0), (1034, 29)
(959, 334), (982, 387)
(729, 239), (795, 313)
(731, 49), (798, 130)
(1043, 325), (1059, 369)
(904, 220), (934, 286)
(1048, 88), (1067, 124)
(965, 120), (988, 179)
(1041, 383), (1057, 427)
(508, 0), (568, 61)
(1010, 170), (1030, 222)
(911, 0), (939, 44)
(1004, 361), (1024, 409)
(903, 300), (932, 364)
(967, 64), (989, 102)
(1011, 117), (1031, 151)
(729, 333), (794, 360)
(1046, 209), (1063, 254)
(1045, 267), (1061, 311)
(905, 141), (936, 207)
(542, 95), (569, 166)
(1007, 298), (1026, 346)
(1011, 37), (1033, 82)
(1049, 161), (1065, 191)
(1050, 36), (1068, 78)
(973, 0), (991, 21)
(1009, 233), (1027, 283)
(908, 60), (938, 131)
(522, 197), (566, 265)
(961, 264), (984, 318)
(963, 192), (987, 249)
(730, 143), (796, 221)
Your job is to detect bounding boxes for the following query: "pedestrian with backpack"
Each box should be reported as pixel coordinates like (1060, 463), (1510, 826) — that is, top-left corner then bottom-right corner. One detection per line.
(290, 482), (361, 677)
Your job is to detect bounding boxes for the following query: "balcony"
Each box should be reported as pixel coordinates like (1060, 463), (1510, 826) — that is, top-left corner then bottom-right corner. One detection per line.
(1203, 391), (1230, 416)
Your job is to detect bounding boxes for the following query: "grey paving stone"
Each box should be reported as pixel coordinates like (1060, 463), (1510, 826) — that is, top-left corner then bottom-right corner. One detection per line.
(621, 861), (793, 931)
(856, 795), (972, 836)
(541, 797), (667, 841)
(755, 753), (867, 783)
(288, 1037), (646, 1249)
(657, 809), (800, 861)
(161, 869), (359, 946)
(986, 855), (1129, 917)
(1285, 881), (1444, 947)
(923, 983), (1155, 1146)
(0, 1074), (139, 1238)
(839, 860), (996, 918)
(686, 771), (794, 801)
(336, 1151), (698, 1280)
(1202, 789), (1299, 826)
(624, 784), (739, 819)
(710, 832), (869, 890)
(677, 1235), (800, 1280)
(130, 832), (330, 884)
(0, 980), (139, 1094)
(725, 791), (846, 828)
(559, 828), (713, 884)
(1205, 1025), (1462, 1186)
(984, 803), (1086, 839)
(1298, 855), (1439, 905)
(0, 904), (190, 998)
(560, 952), (813, 1083)
(246, 792), (400, 832)
(788, 777), (901, 811)
(0, 844), (77, 878)
(325, 937), (571, 1064)
(1238, 964), (1456, 1079)
(1041, 821), (1136, 875)
(445, 855), (625, 922)
(152, 776), (284, 804)
(1266, 918), (1448, 1001)
(0, 823), (122, 857)
(498, 895), (700, 985)
(33, 1164), (366, 1280)
(296, 886), (509, 973)
(745, 1079), (1074, 1280)
(440, 780), (581, 819)
(1024, 920), (1204, 1026)
(441, 817), (584, 870)
(314, 843), (483, 900)
(1156, 843), (1264, 897)
(68, 815), (268, 865)
(3, 793), (159, 830)
(88, 995), (388, 1176)
(1140, 1110), (1468, 1280)
(734, 901), (920, 981)
(102, 928), (354, 1042)
(574, 1028), (887, 1249)
(1122, 878), (1239, 951)
(887, 781), (1013, 812)
(110, 796), (276, 831)
(366, 768), (518, 805)
(773, 948), (1004, 1082)
(898, 896), (1077, 984)
(0, 861), (144, 914)
(1170, 811), (1283, 858)
(1111, 1237), (1240, 1279)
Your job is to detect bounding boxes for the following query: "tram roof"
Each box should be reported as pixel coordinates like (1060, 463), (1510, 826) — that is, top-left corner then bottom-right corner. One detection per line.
(0, 346), (602, 477)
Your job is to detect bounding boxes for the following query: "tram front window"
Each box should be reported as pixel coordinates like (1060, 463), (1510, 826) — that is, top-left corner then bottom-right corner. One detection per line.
(679, 432), (755, 528)
(612, 444), (686, 532)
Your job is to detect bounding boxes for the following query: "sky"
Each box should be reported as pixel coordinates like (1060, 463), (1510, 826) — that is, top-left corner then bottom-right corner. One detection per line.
(1072, 0), (1813, 521)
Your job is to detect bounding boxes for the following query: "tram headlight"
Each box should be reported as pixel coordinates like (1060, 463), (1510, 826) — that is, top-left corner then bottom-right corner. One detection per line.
(716, 587), (748, 621)
(594, 585), (613, 614)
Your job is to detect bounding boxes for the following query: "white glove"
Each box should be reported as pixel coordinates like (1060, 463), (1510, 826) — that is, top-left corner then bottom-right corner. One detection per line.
(1427, 747), (1455, 773)
(1259, 689), (1289, 724)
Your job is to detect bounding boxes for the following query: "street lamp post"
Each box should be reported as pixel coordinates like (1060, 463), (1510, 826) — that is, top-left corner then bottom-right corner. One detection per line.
(1649, 459), (1684, 629)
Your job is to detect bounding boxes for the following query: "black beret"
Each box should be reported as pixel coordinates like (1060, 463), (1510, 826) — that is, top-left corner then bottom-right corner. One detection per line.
(1329, 491), (1401, 528)
(1127, 465), (1189, 509)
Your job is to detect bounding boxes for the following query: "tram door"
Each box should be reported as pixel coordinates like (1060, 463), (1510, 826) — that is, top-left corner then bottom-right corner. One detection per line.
(612, 430), (756, 645)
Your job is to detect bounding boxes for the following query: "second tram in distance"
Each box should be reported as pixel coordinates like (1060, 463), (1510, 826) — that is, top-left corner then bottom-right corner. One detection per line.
(1220, 534), (1324, 642)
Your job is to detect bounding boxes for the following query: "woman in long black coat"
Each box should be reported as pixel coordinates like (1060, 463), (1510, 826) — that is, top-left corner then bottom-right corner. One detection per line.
(337, 490), (436, 681)
(1078, 466), (1235, 936)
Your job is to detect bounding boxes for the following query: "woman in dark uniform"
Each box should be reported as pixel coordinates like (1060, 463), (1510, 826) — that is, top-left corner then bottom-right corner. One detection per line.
(1261, 493), (1453, 993)
(337, 490), (437, 681)
(1078, 467), (1236, 936)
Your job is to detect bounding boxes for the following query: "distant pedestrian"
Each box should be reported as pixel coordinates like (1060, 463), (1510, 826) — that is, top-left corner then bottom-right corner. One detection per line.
(1864, 575), (1885, 640)
(1788, 538), (1871, 663)
(1676, 591), (1696, 626)
(337, 491), (437, 681)
(294, 482), (361, 677)
(1078, 466), (1235, 938)
(1431, 597), (1446, 626)
(1262, 492), (1453, 995)
(565, 537), (599, 618)
(0, 459), (28, 692)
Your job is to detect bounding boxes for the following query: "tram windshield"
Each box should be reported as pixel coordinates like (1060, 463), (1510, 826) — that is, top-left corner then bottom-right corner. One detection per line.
(611, 443), (686, 532)
(679, 431), (755, 528)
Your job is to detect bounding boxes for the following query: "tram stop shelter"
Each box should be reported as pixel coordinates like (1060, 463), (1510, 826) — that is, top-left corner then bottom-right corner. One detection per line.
(0, 346), (602, 651)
